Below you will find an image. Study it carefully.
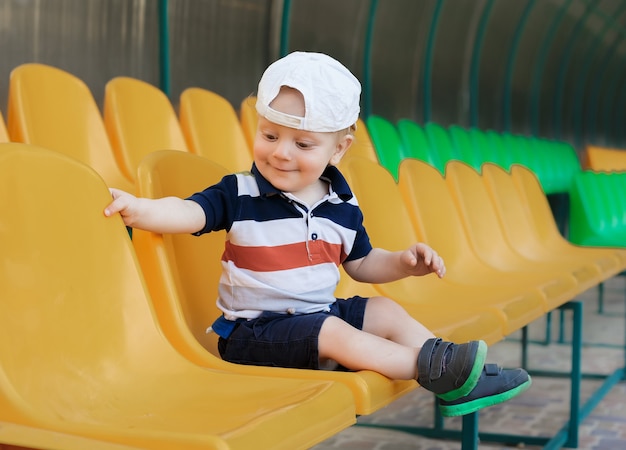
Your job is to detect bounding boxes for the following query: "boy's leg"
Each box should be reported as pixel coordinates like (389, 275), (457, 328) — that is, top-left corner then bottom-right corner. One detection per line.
(360, 296), (487, 398)
(318, 315), (421, 379)
(361, 295), (435, 346)
(355, 296), (532, 416)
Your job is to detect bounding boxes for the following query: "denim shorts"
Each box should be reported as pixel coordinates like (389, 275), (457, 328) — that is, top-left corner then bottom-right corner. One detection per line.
(217, 296), (368, 370)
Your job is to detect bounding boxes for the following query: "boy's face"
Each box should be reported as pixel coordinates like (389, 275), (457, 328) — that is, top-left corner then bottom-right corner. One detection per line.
(253, 87), (352, 198)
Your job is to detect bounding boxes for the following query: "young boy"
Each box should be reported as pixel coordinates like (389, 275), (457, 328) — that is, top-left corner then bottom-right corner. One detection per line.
(104, 51), (530, 417)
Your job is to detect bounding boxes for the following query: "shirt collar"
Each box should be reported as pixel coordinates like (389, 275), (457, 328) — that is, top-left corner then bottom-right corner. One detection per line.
(250, 163), (354, 201)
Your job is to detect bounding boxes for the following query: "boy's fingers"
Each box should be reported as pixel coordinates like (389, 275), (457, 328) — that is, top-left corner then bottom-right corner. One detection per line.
(104, 197), (123, 217)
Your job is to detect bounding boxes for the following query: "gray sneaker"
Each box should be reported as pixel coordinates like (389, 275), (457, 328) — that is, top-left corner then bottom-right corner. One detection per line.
(416, 337), (488, 401)
(438, 364), (532, 417)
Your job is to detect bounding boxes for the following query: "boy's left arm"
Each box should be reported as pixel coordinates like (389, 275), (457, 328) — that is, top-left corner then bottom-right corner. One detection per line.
(343, 243), (446, 284)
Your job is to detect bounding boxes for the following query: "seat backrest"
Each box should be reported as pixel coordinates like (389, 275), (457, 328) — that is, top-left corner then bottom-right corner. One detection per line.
(397, 158), (488, 273)
(539, 138), (581, 194)
(0, 111), (8, 142)
(485, 129), (514, 169)
(500, 132), (531, 168)
(0, 142), (181, 419)
(467, 127), (500, 166)
(447, 160), (537, 258)
(7, 63), (133, 192)
(179, 87), (252, 172)
(103, 76), (188, 182)
(349, 118), (379, 163)
(448, 125), (482, 171)
(474, 162), (548, 260)
(133, 151), (229, 357)
(507, 163), (569, 249)
(396, 119), (439, 170)
(584, 145), (626, 172)
(365, 115), (407, 180)
(239, 95), (258, 150)
(568, 170), (626, 246)
(423, 122), (459, 171)
(339, 155), (417, 250)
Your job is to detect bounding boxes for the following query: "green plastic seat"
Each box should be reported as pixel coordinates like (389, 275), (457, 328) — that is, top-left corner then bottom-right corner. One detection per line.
(448, 125), (482, 171)
(485, 130), (514, 170)
(396, 119), (438, 169)
(467, 128), (500, 168)
(569, 171), (626, 247)
(366, 115), (406, 180)
(500, 133), (531, 168)
(423, 122), (459, 174)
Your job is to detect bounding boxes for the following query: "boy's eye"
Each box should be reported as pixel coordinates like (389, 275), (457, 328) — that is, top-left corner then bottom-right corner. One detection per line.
(296, 141), (311, 149)
(263, 132), (277, 141)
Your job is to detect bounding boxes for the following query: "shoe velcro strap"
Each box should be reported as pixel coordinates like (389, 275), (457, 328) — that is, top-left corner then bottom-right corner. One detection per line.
(484, 363), (500, 376)
(417, 338), (441, 382)
(429, 340), (453, 380)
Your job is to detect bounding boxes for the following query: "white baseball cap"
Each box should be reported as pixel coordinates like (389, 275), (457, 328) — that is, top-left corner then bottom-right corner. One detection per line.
(255, 51), (361, 133)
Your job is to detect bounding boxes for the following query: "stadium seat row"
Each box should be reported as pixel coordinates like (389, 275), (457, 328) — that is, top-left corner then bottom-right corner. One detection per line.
(1, 62), (626, 448)
(365, 114), (626, 252)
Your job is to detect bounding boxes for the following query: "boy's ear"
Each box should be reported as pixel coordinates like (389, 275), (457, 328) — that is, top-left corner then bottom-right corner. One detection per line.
(330, 133), (354, 166)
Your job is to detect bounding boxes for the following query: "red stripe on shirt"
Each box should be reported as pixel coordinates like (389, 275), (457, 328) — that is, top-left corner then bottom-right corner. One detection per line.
(222, 240), (344, 272)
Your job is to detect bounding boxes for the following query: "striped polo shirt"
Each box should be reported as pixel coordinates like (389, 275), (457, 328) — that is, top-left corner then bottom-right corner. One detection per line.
(188, 163), (372, 320)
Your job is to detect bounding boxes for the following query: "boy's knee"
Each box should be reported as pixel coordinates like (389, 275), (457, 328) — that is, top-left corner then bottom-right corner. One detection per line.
(366, 296), (405, 316)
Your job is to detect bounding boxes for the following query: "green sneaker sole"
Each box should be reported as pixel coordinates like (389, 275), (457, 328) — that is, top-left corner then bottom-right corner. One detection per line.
(439, 376), (532, 417)
(437, 340), (488, 402)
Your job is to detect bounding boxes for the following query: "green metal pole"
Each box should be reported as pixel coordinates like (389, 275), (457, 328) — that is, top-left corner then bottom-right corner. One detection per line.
(586, 37), (624, 143)
(279, 0), (292, 57)
(502, 0), (535, 132)
(469, 0), (494, 128)
(552, 2), (593, 140)
(600, 67), (626, 145)
(566, 301), (582, 448)
(461, 413), (479, 450)
(362, 0), (378, 120)
(422, 0), (444, 123)
(158, 0), (170, 96)
(615, 78), (626, 145)
(572, 4), (626, 148)
(529, 0), (572, 136)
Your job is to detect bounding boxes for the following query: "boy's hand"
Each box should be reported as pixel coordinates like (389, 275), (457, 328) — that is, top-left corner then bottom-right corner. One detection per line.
(103, 188), (138, 226)
(401, 243), (446, 278)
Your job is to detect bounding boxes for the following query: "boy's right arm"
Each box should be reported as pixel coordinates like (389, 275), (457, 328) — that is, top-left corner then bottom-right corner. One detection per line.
(104, 188), (206, 234)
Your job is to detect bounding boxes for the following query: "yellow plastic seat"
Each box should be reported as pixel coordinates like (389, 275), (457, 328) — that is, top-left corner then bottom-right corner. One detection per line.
(443, 160), (590, 310)
(584, 144), (626, 172)
(339, 155), (527, 340)
(103, 76), (188, 183)
(239, 96), (257, 150)
(0, 420), (143, 450)
(335, 263), (504, 345)
(0, 111), (8, 142)
(7, 63), (133, 192)
(389, 158), (548, 333)
(131, 150), (416, 415)
(350, 119), (379, 163)
(179, 87), (252, 172)
(0, 142), (356, 450)
(507, 164), (626, 274)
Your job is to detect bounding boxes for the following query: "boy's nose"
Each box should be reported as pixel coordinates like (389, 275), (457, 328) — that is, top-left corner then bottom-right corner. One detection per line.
(272, 141), (292, 160)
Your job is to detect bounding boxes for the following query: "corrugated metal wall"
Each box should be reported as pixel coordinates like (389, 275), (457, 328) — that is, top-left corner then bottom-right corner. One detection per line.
(0, 0), (625, 148)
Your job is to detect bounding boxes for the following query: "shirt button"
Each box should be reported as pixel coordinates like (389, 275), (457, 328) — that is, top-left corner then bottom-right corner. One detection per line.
(311, 233), (318, 240)
(287, 308), (296, 315)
